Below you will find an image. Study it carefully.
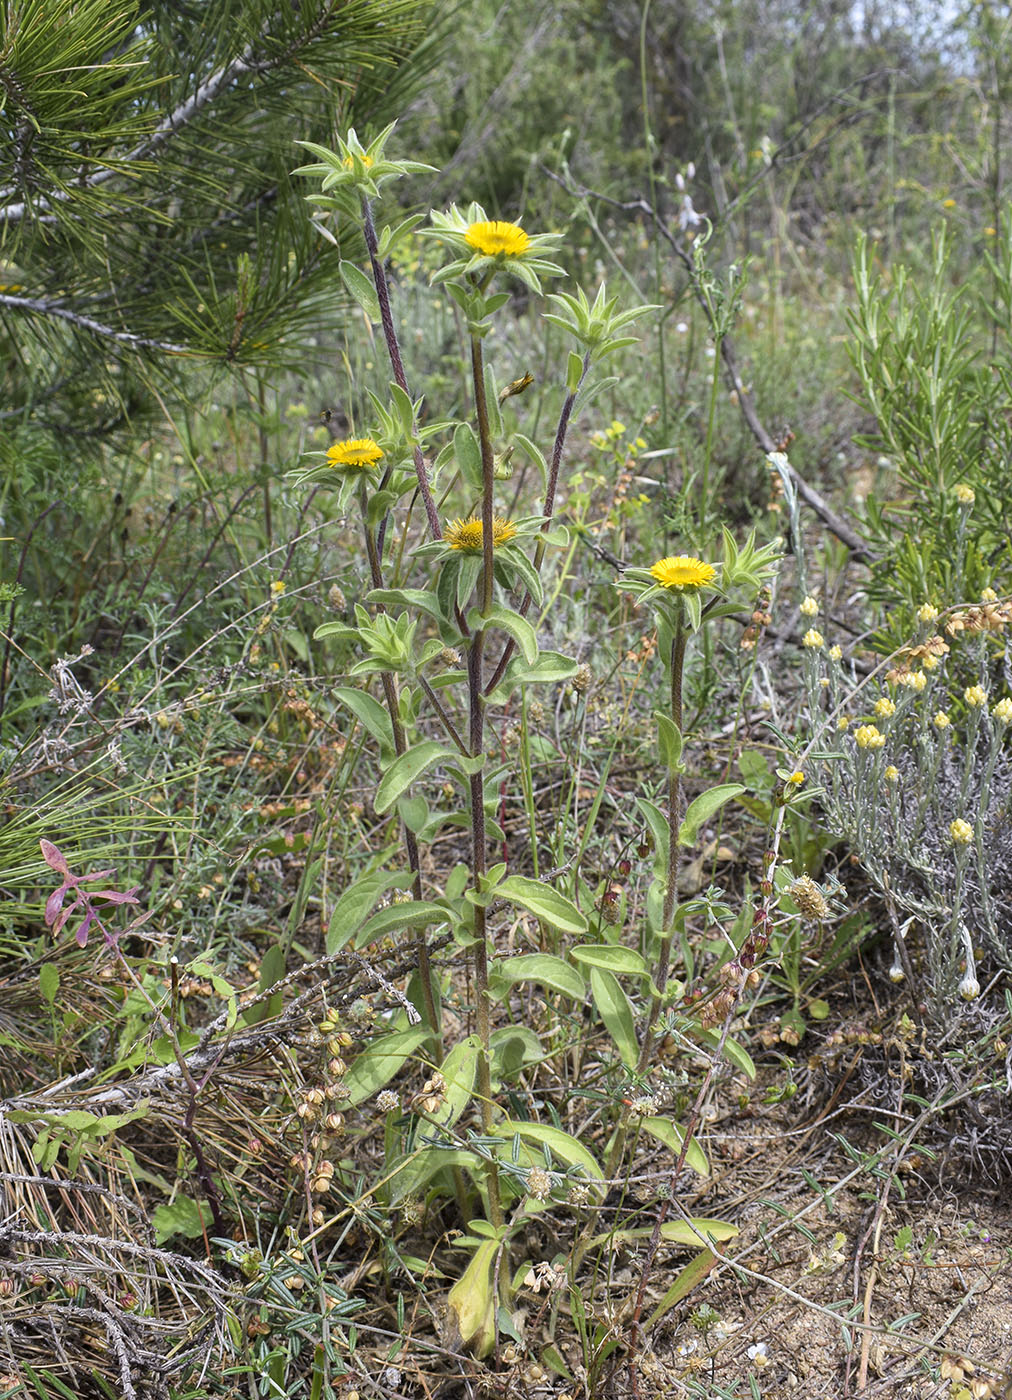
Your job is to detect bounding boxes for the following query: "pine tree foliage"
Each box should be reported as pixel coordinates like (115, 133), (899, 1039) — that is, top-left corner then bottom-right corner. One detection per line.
(0, 0), (438, 444)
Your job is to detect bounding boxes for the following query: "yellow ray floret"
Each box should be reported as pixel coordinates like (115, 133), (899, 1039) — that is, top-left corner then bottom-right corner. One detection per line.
(465, 220), (531, 258)
(648, 555), (716, 590)
(445, 516), (518, 552)
(326, 438), (383, 469)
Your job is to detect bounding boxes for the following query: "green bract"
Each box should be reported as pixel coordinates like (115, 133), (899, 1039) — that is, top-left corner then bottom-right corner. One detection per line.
(294, 123), (435, 221)
(543, 283), (660, 361)
(426, 202), (565, 295)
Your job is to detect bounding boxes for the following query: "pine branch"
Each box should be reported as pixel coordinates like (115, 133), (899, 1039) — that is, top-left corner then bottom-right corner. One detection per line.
(0, 294), (189, 353)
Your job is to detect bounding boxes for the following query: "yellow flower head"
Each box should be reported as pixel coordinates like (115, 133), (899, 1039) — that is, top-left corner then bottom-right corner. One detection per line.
(917, 603), (939, 623)
(992, 697), (1012, 724)
(648, 555), (717, 591)
(898, 669), (927, 692)
(884, 765), (899, 782)
(934, 710), (951, 729)
(953, 483), (975, 505)
(465, 220), (531, 258)
(854, 724), (886, 750)
(829, 644), (843, 662)
(981, 587), (998, 604)
(800, 595), (819, 617)
(964, 684), (987, 708)
(445, 516), (518, 553)
(786, 770), (805, 786)
(343, 153), (373, 169)
(874, 697), (896, 718)
(802, 628), (824, 649)
(949, 817), (973, 846)
(327, 437), (383, 470)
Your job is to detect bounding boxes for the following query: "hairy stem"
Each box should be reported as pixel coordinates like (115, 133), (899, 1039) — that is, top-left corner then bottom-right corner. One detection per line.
(360, 196), (441, 541)
(360, 487), (441, 1047)
(467, 326), (503, 1228)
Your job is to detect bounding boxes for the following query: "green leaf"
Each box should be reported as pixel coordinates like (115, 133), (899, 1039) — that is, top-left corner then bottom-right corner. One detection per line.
(505, 651), (578, 686)
(471, 602), (538, 664)
(678, 784), (746, 848)
(500, 1120), (604, 1190)
(635, 797), (670, 879)
(488, 953), (586, 1002)
(656, 714), (684, 775)
(152, 1195), (208, 1245)
(571, 944), (647, 976)
(512, 432), (548, 484)
(454, 421), (483, 490)
(39, 963), (59, 1006)
(326, 870), (408, 954)
(498, 875), (587, 934)
(398, 795), (429, 833)
(344, 1028), (429, 1107)
(333, 687), (394, 753)
(389, 1147), (479, 1204)
(738, 747), (773, 790)
(357, 899), (448, 947)
(589, 967), (639, 1070)
(368, 588), (444, 620)
(591, 1217), (737, 1250)
(566, 349), (584, 393)
(244, 942), (286, 1025)
(375, 741), (455, 814)
(490, 1025), (543, 1081)
(644, 1249), (727, 1331)
(429, 1034), (480, 1130)
(693, 1027), (757, 1079)
(640, 1115), (710, 1177)
(339, 260), (381, 324)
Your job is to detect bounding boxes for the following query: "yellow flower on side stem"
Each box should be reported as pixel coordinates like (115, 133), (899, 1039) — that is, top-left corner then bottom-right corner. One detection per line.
(326, 438), (383, 470)
(949, 818), (973, 846)
(445, 516), (518, 553)
(648, 555), (716, 591)
(465, 220), (531, 258)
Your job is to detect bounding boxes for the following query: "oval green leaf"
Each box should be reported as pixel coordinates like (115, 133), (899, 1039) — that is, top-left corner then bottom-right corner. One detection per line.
(678, 783), (746, 848)
(356, 899), (449, 947)
(498, 876), (587, 934)
(590, 966), (640, 1071)
(489, 953), (585, 1002)
(375, 740), (454, 814)
(571, 944), (647, 976)
(343, 1028), (429, 1107)
(499, 1120), (604, 1189)
(640, 1115), (710, 1178)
